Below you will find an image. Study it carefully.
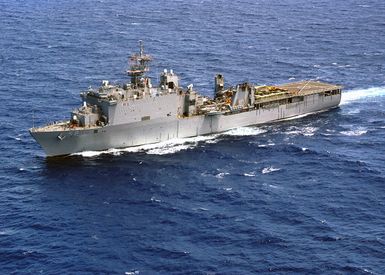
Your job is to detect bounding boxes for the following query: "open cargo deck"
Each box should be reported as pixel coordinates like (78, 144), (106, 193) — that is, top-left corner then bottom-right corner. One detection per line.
(278, 81), (342, 95)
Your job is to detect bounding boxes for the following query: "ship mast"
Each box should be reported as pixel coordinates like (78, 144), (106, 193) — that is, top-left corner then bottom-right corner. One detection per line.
(127, 40), (152, 87)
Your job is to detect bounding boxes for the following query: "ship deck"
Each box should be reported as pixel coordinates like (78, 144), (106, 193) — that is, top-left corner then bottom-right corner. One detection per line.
(30, 121), (100, 132)
(278, 81), (342, 96)
(253, 81), (342, 104)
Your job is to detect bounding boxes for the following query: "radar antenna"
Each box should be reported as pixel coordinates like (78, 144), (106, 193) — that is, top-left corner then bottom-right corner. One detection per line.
(127, 40), (152, 87)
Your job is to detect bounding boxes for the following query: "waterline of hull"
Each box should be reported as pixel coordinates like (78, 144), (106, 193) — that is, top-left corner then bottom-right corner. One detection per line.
(30, 93), (341, 157)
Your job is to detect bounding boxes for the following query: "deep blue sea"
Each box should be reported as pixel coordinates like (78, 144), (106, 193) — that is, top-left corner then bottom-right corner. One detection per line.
(1, 0), (385, 274)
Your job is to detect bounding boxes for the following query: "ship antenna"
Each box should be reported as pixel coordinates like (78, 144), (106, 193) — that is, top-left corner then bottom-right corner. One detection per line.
(127, 40), (152, 87)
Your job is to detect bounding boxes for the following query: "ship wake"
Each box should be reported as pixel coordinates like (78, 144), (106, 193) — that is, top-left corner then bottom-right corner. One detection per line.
(73, 127), (266, 157)
(73, 135), (219, 157)
(341, 86), (385, 105)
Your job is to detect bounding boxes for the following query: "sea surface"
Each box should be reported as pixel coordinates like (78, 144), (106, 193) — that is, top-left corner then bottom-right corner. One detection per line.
(1, 0), (385, 274)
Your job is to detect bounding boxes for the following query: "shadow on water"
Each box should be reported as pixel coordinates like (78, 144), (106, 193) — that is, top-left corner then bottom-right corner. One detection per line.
(33, 153), (167, 217)
(40, 153), (143, 187)
(38, 148), (198, 188)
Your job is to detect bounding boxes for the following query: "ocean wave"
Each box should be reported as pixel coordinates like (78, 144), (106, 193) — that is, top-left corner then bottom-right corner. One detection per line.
(285, 126), (318, 136)
(223, 127), (267, 136)
(340, 129), (368, 136)
(0, 229), (15, 236)
(341, 86), (385, 105)
(243, 172), (256, 177)
(215, 172), (230, 179)
(344, 108), (361, 115)
(266, 184), (279, 189)
(261, 166), (281, 174)
(257, 143), (275, 147)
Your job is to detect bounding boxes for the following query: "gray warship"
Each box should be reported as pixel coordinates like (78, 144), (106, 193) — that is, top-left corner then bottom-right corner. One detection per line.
(30, 42), (342, 157)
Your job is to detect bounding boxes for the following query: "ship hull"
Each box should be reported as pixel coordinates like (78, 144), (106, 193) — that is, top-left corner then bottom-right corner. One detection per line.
(30, 93), (341, 157)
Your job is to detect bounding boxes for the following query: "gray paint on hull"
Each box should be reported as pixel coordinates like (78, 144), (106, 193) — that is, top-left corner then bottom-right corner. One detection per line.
(30, 93), (341, 156)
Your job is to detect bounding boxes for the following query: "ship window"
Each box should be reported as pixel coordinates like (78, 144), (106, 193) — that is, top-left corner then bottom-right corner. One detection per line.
(332, 89), (340, 95)
(293, 96), (304, 102)
(261, 101), (279, 108)
(325, 91), (332, 96)
(288, 98), (292, 104)
(168, 82), (175, 89)
(94, 129), (98, 134)
(141, 116), (150, 121)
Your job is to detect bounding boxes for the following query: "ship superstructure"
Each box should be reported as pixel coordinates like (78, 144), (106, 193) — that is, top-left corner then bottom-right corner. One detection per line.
(30, 42), (342, 156)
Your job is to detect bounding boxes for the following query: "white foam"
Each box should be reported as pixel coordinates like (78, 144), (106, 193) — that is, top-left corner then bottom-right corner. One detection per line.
(286, 126), (318, 136)
(146, 144), (192, 155)
(73, 134), (220, 157)
(261, 166), (281, 174)
(341, 87), (385, 105)
(150, 196), (161, 203)
(345, 108), (361, 115)
(223, 127), (267, 136)
(73, 150), (107, 157)
(205, 139), (219, 144)
(303, 127), (318, 136)
(215, 172), (229, 179)
(256, 140), (274, 147)
(340, 129), (368, 136)
(243, 172), (256, 177)
(73, 126), (268, 157)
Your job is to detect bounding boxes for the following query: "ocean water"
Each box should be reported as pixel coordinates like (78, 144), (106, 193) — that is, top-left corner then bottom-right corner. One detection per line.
(1, 0), (385, 274)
